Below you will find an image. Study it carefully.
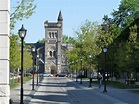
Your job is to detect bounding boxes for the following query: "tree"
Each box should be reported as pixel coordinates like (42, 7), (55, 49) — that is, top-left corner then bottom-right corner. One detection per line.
(10, 0), (36, 31)
(37, 38), (45, 43)
(10, 0), (36, 72)
(67, 20), (101, 72)
(23, 45), (33, 71)
(10, 35), (20, 72)
(108, 0), (139, 79)
(111, 0), (139, 29)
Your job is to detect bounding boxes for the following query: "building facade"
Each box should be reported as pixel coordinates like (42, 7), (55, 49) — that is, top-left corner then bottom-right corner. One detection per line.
(27, 11), (72, 74)
(44, 11), (70, 74)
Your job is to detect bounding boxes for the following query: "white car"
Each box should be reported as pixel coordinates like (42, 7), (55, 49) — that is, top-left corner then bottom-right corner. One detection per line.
(43, 73), (53, 77)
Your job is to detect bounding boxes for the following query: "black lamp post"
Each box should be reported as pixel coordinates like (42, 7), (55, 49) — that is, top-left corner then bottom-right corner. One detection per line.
(36, 55), (39, 85)
(18, 24), (27, 104)
(80, 58), (82, 84)
(32, 47), (35, 90)
(76, 60), (78, 82)
(88, 54), (92, 87)
(72, 61), (74, 80)
(103, 46), (107, 93)
(89, 54), (92, 73)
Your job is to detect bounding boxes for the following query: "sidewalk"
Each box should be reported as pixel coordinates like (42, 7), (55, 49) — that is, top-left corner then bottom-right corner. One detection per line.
(71, 78), (139, 104)
(10, 77), (139, 104)
(10, 78), (39, 104)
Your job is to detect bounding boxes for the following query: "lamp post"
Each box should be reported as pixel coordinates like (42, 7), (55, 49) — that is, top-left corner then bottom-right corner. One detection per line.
(76, 60), (78, 82)
(103, 46), (107, 93)
(80, 58), (82, 84)
(89, 54), (92, 87)
(32, 47), (35, 90)
(18, 24), (27, 104)
(72, 61), (74, 80)
(36, 55), (39, 85)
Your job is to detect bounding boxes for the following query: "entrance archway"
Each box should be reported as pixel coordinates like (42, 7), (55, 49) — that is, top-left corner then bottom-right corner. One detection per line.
(51, 65), (56, 74)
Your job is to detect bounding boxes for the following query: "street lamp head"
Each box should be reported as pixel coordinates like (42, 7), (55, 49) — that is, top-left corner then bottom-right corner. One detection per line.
(89, 54), (92, 58)
(37, 55), (39, 58)
(18, 24), (27, 39)
(103, 46), (107, 53)
(32, 47), (36, 52)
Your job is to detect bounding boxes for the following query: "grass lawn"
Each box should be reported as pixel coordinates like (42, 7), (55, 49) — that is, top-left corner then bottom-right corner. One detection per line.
(106, 81), (139, 89)
(131, 90), (139, 93)
(10, 76), (32, 89)
(89, 79), (139, 89)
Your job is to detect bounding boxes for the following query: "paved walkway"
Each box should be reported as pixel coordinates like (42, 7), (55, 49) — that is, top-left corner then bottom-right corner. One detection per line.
(10, 78), (39, 104)
(72, 78), (139, 104)
(10, 77), (139, 104)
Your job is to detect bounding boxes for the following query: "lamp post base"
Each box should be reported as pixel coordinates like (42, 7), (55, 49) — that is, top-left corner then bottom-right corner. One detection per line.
(80, 81), (82, 84)
(76, 77), (78, 82)
(88, 85), (92, 88)
(103, 90), (107, 93)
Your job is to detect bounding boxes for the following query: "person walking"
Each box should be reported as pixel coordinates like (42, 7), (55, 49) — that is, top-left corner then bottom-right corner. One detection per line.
(88, 72), (93, 87)
(97, 72), (103, 88)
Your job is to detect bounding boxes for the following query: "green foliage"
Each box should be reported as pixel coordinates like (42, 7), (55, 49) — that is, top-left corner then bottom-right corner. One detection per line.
(37, 38), (45, 43)
(10, 0), (36, 30)
(23, 45), (33, 70)
(10, 35), (21, 72)
(62, 35), (76, 44)
(111, 0), (139, 28)
(10, 35), (33, 72)
(67, 20), (102, 72)
(62, 35), (69, 43)
(10, 0), (36, 72)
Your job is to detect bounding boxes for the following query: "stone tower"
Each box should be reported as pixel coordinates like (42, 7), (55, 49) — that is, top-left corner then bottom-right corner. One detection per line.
(44, 11), (63, 74)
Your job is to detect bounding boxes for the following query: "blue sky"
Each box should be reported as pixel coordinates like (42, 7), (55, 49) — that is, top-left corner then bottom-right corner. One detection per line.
(13, 0), (121, 43)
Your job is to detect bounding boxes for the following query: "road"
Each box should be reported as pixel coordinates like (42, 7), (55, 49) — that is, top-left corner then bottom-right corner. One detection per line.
(30, 77), (139, 104)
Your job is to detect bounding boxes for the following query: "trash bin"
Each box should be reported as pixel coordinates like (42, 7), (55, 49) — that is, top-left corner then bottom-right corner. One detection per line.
(18, 77), (20, 83)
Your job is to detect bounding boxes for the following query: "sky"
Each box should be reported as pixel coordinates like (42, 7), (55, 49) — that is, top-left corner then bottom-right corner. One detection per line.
(12, 0), (121, 43)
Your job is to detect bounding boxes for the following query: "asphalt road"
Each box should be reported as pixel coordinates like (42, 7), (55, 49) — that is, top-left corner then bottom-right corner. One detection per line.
(29, 77), (139, 104)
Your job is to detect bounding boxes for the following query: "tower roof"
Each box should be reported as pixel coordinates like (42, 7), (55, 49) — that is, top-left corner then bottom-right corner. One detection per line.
(57, 11), (63, 21)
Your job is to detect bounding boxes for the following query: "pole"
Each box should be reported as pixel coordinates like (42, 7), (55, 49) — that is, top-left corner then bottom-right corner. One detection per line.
(80, 59), (82, 84)
(20, 38), (24, 104)
(32, 51), (35, 90)
(36, 56), (38, 86)
(103, 52), (107, 93)
(76, 60), (78, 82)
(88, 57), (92, 87)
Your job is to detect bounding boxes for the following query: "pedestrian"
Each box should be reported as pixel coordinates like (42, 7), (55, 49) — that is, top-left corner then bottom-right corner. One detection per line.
(97, 72), (103, 88)
(88, 72), (93, 87)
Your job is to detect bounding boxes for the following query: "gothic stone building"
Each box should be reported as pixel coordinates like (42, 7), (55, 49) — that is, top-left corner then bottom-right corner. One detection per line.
(28, 11), (72, 74)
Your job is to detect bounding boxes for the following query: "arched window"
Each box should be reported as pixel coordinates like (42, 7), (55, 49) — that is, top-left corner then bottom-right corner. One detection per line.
(53, 51), (56, 58)
(52, 32), (54, 38)
(49, 32), (51, 38)
(50, 51), (52, 57)
(55, 32), (57, 38)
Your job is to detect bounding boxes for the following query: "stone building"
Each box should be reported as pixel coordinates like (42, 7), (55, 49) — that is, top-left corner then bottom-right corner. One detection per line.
(28, 11), (72, 74)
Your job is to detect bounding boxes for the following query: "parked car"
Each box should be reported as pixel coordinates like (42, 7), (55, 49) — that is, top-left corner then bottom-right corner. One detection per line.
(71, 73), (77, 78)
(42, 73), (53, 77)
(55, 73), (67, 77)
